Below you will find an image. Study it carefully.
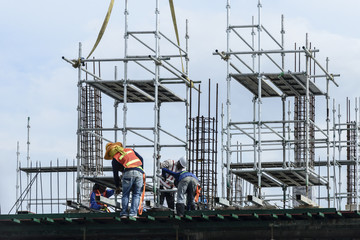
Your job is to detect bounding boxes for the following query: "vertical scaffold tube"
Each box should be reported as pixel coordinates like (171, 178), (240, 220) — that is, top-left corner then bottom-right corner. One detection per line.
(16, 141), (20, 212)
(221, 104), (225, 198)
(123, 0), (129, 147)
(305, 34), (310, 195)
(281, 15), (285, 70)
(337, 104), (341, 209)
(26, 117), (31, 210)
(326, 57), (331, 208)
(225, 0), (232, 201)
(185, 19), (190, 165)
(154, 0), (161, 204)
(355, 98), (359, 211)
(114, 66), (119, 142)
(76, 43), (82, 203)
(256, 0), (263, 197)
(332, 99), (336, 208)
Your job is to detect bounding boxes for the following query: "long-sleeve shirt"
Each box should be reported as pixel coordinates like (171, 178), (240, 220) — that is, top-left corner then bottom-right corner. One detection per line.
(161, 168), (199, 187)
(112, 150), (144, 188)
(89, 189), (115, 210)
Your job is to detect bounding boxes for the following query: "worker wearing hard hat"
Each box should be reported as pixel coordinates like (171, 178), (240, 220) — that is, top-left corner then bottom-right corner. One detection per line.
(104, 142), (146, 218)
(159, 156), (186, 210)
(161, 160), (200, 217)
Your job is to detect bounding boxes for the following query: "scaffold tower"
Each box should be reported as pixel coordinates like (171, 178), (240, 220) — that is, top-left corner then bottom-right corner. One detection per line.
(215, 0), (349, 209)
(62, 0), (197, 205)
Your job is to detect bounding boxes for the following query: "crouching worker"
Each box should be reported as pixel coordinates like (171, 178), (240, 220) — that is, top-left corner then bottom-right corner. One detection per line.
(90, 183), (114, 212)
(161, 167), (200, 217)
(104, 142), (145, 218)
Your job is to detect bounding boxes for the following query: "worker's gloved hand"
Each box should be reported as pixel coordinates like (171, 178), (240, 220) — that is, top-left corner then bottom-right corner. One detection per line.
(115, 187), (121, 195)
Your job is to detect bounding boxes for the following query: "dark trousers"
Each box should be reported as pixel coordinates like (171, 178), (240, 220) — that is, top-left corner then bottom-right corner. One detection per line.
(160, 191), (175, 210)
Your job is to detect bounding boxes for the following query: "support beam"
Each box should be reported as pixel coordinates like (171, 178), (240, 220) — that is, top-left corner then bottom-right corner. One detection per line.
(296, 194), (319, 207)
(96, 195), (121, 209)
(247, 195), (265, 207)
(215, 197), (230, 207)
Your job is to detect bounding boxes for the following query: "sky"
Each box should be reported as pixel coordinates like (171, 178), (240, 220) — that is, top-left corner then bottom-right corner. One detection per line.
(1, 0), (360, 213)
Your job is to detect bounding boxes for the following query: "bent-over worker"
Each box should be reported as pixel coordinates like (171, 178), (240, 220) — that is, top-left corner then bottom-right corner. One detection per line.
(104, 142), (145, 218)
(161, 167), (200, 217)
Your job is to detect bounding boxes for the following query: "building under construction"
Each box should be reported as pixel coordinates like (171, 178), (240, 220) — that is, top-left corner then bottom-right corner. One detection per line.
(2, 0), (360, 239)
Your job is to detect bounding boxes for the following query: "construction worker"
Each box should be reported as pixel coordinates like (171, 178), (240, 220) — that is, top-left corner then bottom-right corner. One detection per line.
(104, 142), (145, 218)
(89, 183), (114, 212)
(159, 156), (186, 210)
(161, 166), (200, 217)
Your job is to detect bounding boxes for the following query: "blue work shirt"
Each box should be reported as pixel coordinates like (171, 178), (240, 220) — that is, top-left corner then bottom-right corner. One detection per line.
(89, 189), (115, 210)
(161, 168), (199, 187)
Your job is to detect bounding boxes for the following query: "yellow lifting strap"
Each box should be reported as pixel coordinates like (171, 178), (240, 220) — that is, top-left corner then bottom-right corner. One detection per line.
(168, 0), (194, 89)
(86, 0), (115, 59)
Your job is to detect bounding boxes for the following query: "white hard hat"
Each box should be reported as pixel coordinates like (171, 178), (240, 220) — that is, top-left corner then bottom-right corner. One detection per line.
(178, 156), (186, 168)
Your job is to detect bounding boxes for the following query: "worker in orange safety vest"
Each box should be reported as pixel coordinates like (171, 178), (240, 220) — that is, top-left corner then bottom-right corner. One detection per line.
(104, 142), (145, 218)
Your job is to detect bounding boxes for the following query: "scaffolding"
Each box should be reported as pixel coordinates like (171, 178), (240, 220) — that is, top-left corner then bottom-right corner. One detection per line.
(11, 0), (360, 214)
(64, 0), (196, 206)
(13, 0), (200, 213)
(215, 0), (360, 210)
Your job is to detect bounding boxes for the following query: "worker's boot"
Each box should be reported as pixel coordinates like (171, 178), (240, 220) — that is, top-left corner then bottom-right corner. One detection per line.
(176, 203), (185, 217)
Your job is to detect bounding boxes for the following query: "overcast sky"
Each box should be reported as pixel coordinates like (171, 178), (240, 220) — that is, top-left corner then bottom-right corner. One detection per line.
(1, 0), (360, 213)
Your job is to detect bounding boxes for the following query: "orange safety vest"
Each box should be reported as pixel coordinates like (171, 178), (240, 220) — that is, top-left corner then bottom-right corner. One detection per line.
(114, 148), (145, 215)
(95, 190), (107, 199)
(114, 148), (142, 169)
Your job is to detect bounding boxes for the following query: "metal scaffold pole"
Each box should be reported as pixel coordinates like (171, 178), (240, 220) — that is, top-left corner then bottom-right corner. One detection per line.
(123, 0), (129, 147)
(114, 66), (119, 142)
(356, 98), (359, 211)
(337, 103), (341, 209)
(221, 104), (225, 198)
(16, 141), (20, 212)
(332, 99), (336, 208)
(26, 117), (31, 211)
(305, 34), (310, 196)
(256, 0), (263, 197)
(326, 57), (331, 208)
(185, 18), (190, 165)
(225, 0), (232, 201)
(76, 43), (82, 203)
(154, 0), (161, 205)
